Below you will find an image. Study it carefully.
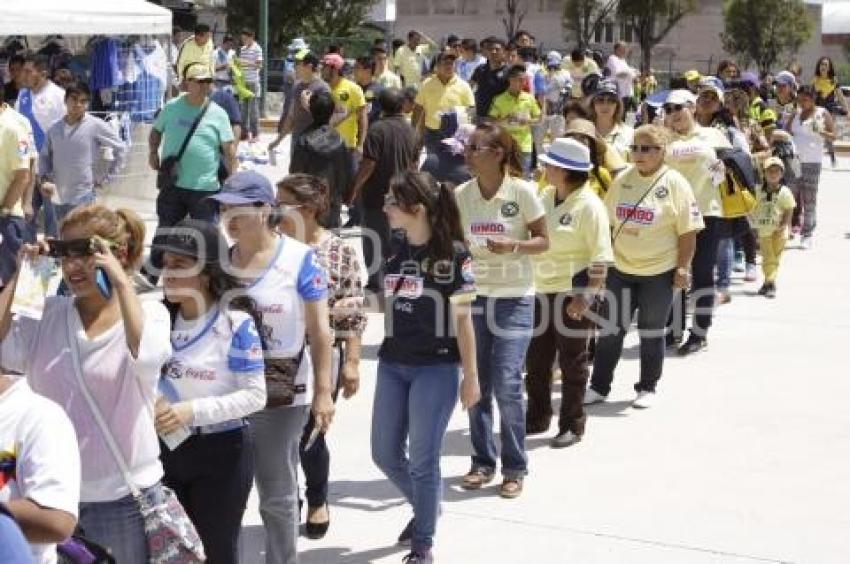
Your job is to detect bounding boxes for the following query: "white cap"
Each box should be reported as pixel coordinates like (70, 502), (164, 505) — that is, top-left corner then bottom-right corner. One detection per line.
(538, 138), (592, 172)
(665, 89), (697, 106)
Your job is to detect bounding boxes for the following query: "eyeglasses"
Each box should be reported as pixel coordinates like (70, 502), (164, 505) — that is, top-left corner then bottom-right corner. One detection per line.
(384, 193), (399, 207)
(594, 95), (618, 104)
(47, 237), (118, 258)
(629, 144), (662, 154)
(663, 103), (688, 113)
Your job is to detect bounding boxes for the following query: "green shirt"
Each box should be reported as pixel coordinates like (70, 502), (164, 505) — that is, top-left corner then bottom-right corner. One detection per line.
(153, 95), (234, 191)
(489, 90), (541, 153)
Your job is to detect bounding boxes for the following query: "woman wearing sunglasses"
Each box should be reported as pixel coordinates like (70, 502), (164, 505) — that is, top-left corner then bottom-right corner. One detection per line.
(661, 89), (732, 355)
(0, 205), (173, 563)
(585, 125), (703, 408)
(275, 173), (366, 540)
(455, 122), (548, 498)
(563, 118), (624, 197)
(526, 138), (612, 447)
(208, 171), (335, 564)
(590, 80), (634, 162)
(372, 170), (480, 564)
(155, 219), (266, 564)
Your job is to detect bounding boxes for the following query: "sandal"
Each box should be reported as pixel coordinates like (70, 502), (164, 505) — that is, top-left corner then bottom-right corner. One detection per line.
(461, 469), (494, 490)
(499, 478), (524, 499)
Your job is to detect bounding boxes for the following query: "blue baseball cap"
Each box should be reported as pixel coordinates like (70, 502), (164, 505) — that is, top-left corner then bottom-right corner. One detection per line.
(208, 171), (275, 206)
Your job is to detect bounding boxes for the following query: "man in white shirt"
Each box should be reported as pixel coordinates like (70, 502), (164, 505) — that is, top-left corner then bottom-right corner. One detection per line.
(606, 42), (637, 112)
(213, 35), (235, 89)
(0, 374), (80, 564)
(15, 54), (64, 239)
(238, 29), (264, 140)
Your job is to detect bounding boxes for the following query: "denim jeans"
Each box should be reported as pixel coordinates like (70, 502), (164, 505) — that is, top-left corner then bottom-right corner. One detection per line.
(161, 427), (254, 564)
(0, 216), (35, 287)
(791, 162), (820, 237)
(78, 482), (168, 564)
(716, 236), (734, 290)
(669, 216), (721, 339)
(30, 185), (58, 238)
(371, 360), (459, 554)
(55, 192), (97, 225)
(242, 82), (261, 138)
(249, 405), (309, 564)
(468, 295), (533, 478)
(591, 268), (675, 395)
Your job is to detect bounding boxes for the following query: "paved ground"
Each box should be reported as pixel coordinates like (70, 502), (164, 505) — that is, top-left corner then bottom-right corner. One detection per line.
(213, 147), (850, 563)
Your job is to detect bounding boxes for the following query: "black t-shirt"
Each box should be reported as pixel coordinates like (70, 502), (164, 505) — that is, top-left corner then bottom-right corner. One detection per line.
(3, 82), (19, 105)
(378, 237), (476, 366)
(361, 81), (383, 124)
(361, 115), (418, 209)
(471, 63), (508, 118)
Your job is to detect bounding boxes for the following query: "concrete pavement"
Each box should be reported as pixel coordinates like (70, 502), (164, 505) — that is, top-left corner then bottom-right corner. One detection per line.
(230, 154), (850, 564)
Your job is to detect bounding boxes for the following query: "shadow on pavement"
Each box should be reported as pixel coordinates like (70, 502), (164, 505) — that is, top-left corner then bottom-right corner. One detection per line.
(327, 479), (407, 513)
(585, 400), (633, 418)
(301, 545), (408, 563)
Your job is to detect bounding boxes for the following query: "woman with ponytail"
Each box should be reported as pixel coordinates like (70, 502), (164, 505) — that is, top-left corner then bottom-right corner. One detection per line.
(371, 171), (480, 564)
(455, 122), (548, 499)
(0, 204), (173, 563)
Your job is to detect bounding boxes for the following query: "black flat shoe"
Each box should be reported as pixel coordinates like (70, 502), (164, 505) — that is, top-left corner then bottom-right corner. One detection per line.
(305, 505), (330, 540)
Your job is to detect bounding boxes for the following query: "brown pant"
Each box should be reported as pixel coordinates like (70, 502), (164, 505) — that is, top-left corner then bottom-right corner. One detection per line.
(525, 293), (595, 436)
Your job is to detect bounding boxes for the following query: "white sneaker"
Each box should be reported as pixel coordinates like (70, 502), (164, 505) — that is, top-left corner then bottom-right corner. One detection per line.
(632, 391), (657, 409)
(582, 388), (607, 405)
(800, 236), (813, 250)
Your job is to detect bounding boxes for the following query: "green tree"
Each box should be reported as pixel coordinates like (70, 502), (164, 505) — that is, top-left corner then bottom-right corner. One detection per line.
(721, 0), (813, 75)
(563, 0), (619, 51)
(618, 0), (697, 73)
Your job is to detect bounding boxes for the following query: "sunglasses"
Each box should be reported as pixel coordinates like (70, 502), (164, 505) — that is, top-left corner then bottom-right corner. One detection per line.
(663, 103), (688, 113)
(629, 144), (662, 154)
(47, 238), (117, 258)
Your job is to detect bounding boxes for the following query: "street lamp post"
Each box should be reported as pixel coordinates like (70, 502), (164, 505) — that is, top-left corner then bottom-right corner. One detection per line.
(259, 0), (268, 118)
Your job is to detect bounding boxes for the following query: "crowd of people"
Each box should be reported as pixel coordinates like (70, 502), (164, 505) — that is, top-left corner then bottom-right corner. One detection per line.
(0, 23), (845, 564)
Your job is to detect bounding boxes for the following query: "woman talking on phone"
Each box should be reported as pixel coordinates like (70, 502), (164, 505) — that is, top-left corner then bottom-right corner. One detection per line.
(455, 122), (548, 499)
(0, 205), (173, 564)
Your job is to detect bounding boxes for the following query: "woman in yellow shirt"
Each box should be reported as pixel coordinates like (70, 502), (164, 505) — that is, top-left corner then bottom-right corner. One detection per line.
(589, 80), (634, 163)
(526, 138), (613, 448)
(812, 56), (848, 168)
(585, 125), (703, 408)
(455, 122), (548, 498)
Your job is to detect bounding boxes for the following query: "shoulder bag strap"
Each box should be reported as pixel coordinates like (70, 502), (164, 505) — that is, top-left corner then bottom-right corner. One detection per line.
(65, 306), (141, 499)
(612, 170), (668, 243)
(173, 100), (210, 164)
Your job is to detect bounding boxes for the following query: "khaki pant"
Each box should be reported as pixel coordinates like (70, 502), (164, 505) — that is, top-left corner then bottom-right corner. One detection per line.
(760, 232), (787, 283)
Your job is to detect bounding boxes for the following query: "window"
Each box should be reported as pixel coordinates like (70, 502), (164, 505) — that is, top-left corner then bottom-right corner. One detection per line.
(594, 23), (603, 44)
(412, 0), (429, 14)
(604, 21), (614, 44)
(620, 21), (634, 43)
(433, 0), (456, 14)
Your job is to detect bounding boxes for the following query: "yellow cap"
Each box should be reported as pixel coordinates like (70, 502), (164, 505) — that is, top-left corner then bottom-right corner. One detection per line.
(684, 69), (701, 81)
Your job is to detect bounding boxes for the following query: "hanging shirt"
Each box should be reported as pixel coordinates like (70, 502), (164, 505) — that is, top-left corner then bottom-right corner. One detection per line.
(0, 378), (80, 564)
(455, 175), (545, 297)
(603, 165), (704, 276)
(242, 236), (327, 408)
(665, 126), (731, 218)
(15, 81), (65, 151)
(379, 237), (476, 365)
(532, 183), (613, 294)
(89, 38), (121, 91)
(162, 308), (265, 427)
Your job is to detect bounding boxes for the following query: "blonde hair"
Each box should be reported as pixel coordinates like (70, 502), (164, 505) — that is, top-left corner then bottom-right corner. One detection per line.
(60, 205), (146, 269)
(633, 124), (670, 149)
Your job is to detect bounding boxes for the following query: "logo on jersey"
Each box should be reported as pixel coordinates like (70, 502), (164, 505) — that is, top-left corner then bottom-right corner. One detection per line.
(559, 212), (573, 226)
(17, 139), (29, 158)
(615, 204), (655, 225)
(501, 201), (520, 218)
(470, 221), (507, 235)
(383, 274), (424, 298)
(338, 91), (350, 102)
(0, 448), (16, 489)
(655, 186), (669, 199)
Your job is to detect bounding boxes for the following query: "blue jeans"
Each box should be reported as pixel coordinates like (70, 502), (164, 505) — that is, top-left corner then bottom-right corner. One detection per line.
(0, 216), (34, 287)
(371, 361), (459, 554)
(468, 296), (532, 478)
(716, 236), (734, 290)
(591, 268), (675, 395)
(30, 186), (58, 238)
(55, 192), (97, 225)
(78, 482), (167, 564)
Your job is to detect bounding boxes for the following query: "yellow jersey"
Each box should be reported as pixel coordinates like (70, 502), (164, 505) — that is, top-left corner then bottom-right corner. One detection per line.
(415, 75), (475, 131)
(331, 78), (366, 148)
(666, 126), (731, 218)
(489, 90), (541, 153)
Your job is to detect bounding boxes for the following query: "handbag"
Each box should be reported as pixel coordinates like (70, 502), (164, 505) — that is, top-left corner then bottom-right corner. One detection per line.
(156, 101), (210, 191)
(65, 309), (206, 564)
(264, 343), (306, 408)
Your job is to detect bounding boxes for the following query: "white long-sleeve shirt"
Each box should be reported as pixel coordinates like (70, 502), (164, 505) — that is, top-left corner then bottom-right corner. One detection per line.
(161, 307), (266, 427)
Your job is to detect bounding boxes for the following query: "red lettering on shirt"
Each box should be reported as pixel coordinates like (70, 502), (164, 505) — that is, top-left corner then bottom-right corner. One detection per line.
(615, 204), (655, 225)
(470, 222), (507, 235)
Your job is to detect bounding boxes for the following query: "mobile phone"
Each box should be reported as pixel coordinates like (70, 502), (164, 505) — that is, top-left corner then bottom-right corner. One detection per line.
(95, 268), (112, 299)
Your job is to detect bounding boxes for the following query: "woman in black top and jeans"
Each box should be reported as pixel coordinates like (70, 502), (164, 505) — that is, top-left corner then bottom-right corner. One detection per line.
(370, 171), (480, 564)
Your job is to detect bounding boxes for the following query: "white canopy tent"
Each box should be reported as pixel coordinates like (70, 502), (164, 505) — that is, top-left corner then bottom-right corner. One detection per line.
(0, 0), (172, 36)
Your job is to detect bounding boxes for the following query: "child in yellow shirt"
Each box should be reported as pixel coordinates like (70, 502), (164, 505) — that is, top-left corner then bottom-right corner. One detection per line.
(752, 157), (796, 298)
